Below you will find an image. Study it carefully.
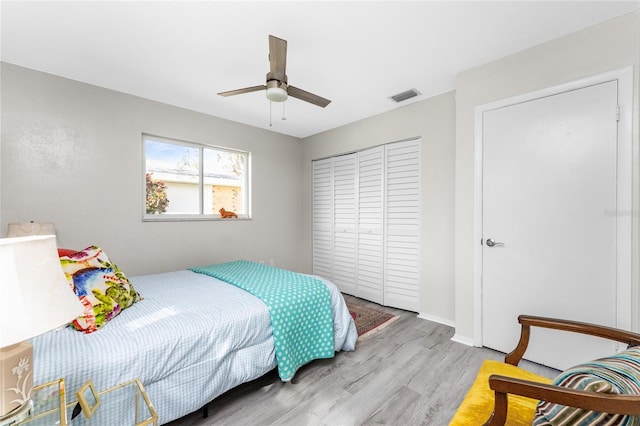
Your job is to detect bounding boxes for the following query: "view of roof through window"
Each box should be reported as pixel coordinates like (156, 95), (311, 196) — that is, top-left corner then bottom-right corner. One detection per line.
(144, 136), (249, 218)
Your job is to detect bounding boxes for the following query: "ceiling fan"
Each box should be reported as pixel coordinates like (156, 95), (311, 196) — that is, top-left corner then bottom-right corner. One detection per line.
(218, 35), (331, 108)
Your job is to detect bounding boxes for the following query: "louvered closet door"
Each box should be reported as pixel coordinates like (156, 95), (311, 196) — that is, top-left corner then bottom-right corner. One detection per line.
(312, 158), (333, 281)
(385, 140), (421, 311)
(332, 154), (358, 295)
(357, 146), (384, 304)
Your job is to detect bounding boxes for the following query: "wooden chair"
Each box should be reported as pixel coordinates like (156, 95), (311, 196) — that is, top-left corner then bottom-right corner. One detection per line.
(450, 315), (640, 426)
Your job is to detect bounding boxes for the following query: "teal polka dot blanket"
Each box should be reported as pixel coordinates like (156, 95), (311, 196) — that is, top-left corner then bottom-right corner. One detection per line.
(190, 260), (335, 382)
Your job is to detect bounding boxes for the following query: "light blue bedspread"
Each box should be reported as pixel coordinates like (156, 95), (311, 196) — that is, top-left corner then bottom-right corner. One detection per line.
(31, 269), (357, 425)
(190, 260), (334, 381)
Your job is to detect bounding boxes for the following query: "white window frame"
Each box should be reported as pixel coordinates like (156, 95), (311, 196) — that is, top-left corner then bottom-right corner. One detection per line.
(142, 134), (252, 221)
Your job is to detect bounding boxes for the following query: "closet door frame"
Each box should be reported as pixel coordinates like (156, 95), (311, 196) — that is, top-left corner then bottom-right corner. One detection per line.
(312, 137), (421, 311)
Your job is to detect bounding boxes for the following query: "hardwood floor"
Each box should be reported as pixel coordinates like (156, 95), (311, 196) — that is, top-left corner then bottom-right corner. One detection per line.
(168, 295), (558, 426)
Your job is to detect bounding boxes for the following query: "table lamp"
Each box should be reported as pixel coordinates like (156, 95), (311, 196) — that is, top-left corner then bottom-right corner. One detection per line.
(6, 222), (56, 238)
(0, 235), (84, 419)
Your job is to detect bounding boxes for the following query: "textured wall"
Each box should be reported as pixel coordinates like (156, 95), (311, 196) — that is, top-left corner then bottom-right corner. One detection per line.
(1, 63), (304, 276)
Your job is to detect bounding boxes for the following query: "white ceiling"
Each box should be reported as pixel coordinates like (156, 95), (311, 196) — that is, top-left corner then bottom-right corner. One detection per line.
(2, 1), (638, 138)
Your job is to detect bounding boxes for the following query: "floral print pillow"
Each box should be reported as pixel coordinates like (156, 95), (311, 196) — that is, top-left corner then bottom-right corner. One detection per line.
(59, 246), (142, 333)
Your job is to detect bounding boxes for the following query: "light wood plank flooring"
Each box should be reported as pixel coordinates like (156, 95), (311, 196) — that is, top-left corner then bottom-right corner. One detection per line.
(168, 295), (558, 426)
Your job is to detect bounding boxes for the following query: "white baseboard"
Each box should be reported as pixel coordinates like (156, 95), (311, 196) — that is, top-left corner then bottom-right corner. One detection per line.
(417, 312), (455, 328)
(451, 333), (475, 347)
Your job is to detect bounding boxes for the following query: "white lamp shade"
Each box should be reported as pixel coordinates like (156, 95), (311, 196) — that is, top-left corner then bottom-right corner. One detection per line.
(7, 222), (56, 238)
(0, 235), (84, 348)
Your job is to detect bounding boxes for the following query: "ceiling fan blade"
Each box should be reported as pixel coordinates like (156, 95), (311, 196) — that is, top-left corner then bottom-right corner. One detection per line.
(288, 85), (331, 108)
(268, 35), (287, 82)
(217, 85), (267, 97)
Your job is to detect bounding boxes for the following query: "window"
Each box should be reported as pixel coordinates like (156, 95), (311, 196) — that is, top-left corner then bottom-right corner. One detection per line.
(143, 134), (250, 220)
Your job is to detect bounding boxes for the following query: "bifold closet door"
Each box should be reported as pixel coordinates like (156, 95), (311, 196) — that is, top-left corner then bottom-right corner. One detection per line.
(312, 158), (333, 281)
(357, 146), (384, 304)
(332, 154), (357, 295)
(385, 140), (420, 312)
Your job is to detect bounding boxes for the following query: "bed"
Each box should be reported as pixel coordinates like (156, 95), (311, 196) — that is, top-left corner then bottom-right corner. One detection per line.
(31, 258), (358, 425)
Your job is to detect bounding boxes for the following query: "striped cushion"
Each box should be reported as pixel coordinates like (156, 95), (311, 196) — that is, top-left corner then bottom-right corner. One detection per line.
(533, 346), (640, 426)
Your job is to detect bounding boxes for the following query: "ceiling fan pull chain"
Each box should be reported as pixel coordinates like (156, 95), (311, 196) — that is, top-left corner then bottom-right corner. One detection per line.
(269, 101), (273, 127)
(282, 102), (287, 121)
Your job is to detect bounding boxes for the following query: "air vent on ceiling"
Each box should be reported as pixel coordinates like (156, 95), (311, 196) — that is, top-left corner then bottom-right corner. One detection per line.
(390, 88), (421, 103)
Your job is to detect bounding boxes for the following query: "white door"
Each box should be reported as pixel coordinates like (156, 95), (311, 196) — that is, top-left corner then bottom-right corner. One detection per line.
(482, 80), (621, 370)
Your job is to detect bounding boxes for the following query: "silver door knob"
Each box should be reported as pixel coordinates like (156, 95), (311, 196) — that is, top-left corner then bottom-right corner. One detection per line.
(486, 238), (504, 247)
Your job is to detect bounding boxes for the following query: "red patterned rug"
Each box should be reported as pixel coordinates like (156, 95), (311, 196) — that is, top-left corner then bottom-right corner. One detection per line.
(346, 301), (399, 340)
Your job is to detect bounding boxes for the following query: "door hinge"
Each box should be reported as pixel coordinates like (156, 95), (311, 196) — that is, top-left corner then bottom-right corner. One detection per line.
(616, 105), (620, 121)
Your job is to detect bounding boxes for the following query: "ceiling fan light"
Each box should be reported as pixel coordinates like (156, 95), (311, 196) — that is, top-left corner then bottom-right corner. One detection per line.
(266, 86), (288, 102)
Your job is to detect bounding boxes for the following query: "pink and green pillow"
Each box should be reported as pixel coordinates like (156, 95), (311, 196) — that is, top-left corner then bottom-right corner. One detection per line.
(59, 246), (142, 333)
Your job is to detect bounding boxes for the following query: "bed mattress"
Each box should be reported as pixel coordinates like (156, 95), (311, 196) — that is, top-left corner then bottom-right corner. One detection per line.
(31, 269), (357, 424)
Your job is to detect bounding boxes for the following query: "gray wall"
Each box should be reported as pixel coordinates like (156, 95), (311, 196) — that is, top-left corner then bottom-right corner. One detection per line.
(454, 11), (640, 341)
(1, 63), (305, 276)
(300, 91), (457, 322)
(2, 10), (638, 332)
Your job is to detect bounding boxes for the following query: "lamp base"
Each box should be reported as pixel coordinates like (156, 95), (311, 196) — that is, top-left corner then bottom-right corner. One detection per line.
(0, 342), (33, 417)
(0, 400), (32, 426)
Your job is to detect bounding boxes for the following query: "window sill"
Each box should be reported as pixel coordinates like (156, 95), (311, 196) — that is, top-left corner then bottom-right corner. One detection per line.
(142, 215), (252, 222)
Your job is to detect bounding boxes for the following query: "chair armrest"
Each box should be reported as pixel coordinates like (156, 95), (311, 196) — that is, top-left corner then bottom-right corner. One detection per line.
(504, 315), (640, 366)
(484, 374), (640, 425)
